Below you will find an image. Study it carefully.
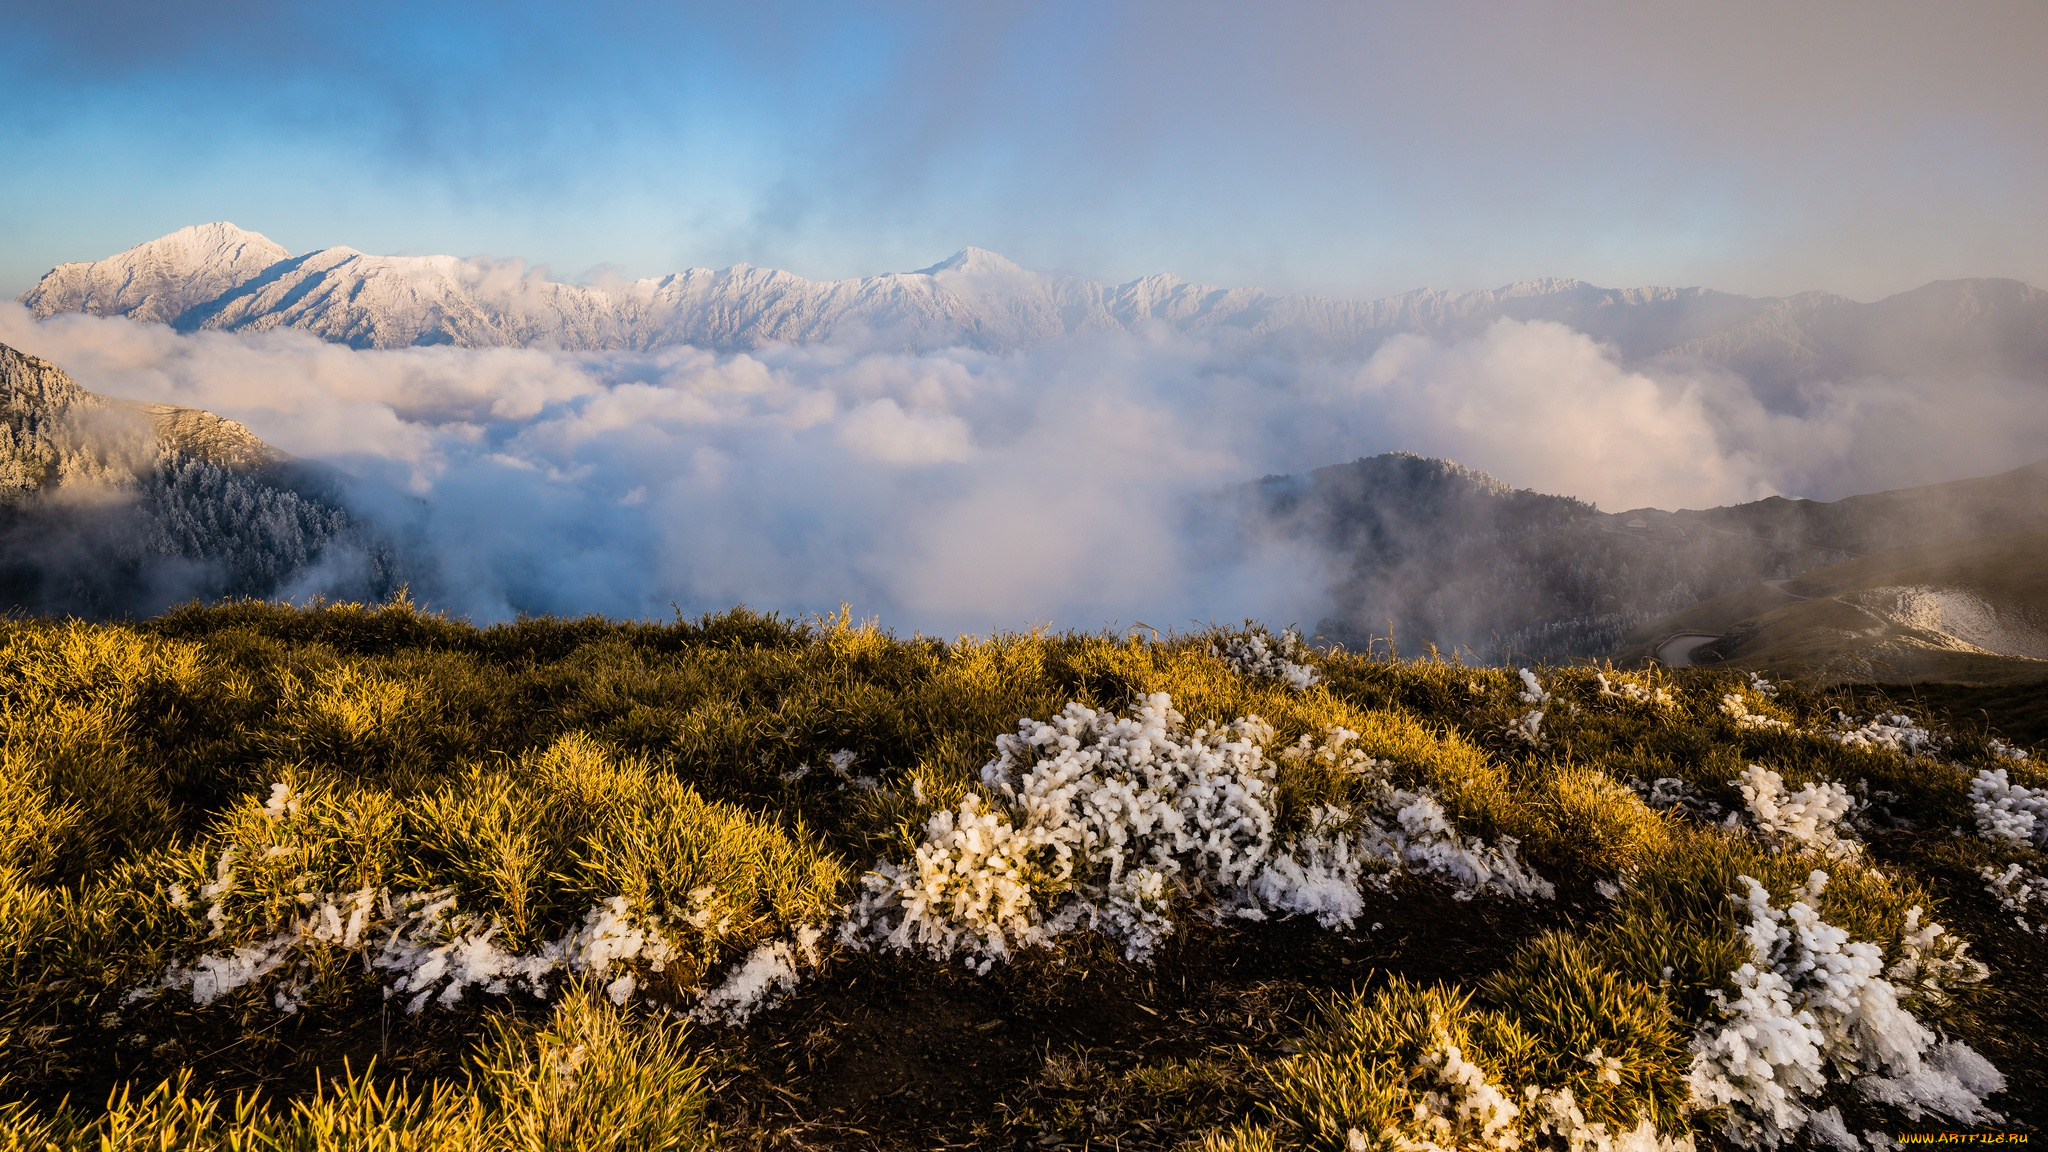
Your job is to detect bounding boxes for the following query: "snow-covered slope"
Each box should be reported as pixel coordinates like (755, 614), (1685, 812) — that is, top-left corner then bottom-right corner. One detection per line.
(22, 226), (2048, 384)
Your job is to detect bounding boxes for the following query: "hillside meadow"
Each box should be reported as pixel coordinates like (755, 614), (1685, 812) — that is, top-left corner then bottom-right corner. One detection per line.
(0, 599), (2043, 1150)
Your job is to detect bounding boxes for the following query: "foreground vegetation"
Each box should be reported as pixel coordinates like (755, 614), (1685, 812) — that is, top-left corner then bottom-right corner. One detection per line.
(0, 600), (2042, 1149)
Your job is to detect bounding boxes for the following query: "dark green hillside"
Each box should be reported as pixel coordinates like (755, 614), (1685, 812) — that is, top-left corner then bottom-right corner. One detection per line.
(1, 600), (2042, 1148)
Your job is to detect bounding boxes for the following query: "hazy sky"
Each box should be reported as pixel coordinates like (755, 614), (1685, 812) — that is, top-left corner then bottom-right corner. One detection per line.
(6, 2), (2047, 302)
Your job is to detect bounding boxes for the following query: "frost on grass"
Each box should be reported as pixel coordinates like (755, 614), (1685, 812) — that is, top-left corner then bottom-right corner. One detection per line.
(1214, 626), (1320, 691)
(1980, 863), (2048, 933)
(136, 784), (708, 1014)
(1968, 768), (2048, 849)
(147, 884), (688, 1015)
(1687, 873), (2003, 1148)
(842, 694), (1550, 972)
(1732, 766), (1862, 860)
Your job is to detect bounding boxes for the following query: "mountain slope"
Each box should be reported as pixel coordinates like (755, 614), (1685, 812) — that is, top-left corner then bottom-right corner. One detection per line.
(1615, 526), (2048, 685)
(26, 226), (2048, 382)
(0, 342), (395, 615)
(1245, 454), (2048, 663)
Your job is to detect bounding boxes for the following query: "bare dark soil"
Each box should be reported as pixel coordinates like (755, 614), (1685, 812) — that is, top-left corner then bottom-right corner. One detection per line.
(705, 880), (1566, 1150)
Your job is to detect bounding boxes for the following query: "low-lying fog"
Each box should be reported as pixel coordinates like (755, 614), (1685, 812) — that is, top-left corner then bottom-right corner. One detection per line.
(5, 301), (2044, 633)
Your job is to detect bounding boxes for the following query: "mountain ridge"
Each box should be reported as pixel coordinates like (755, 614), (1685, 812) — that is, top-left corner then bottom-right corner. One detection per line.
(26, 226), (2048, 389)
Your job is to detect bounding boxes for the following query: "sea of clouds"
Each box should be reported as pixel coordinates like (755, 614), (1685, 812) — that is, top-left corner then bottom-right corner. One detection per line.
(4, 301), (2044, 632)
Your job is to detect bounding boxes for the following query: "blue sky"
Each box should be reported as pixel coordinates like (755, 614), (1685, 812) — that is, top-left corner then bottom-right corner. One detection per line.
(5, 1), (2046, 301)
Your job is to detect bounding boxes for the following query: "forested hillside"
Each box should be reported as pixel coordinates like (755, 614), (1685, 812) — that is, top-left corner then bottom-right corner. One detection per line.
(0, 342), (398, 616)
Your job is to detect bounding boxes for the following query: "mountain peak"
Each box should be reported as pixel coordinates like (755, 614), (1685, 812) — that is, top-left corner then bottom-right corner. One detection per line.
(22, 223), (292, 326)
(914, 247), (1027, 277)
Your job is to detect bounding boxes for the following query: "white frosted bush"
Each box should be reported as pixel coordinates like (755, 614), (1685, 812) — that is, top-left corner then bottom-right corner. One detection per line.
(1721, 694), (1791, 733)
(1987, 738), (2028, 762)
(1403, 1036), (1524, 1151)
(148, 886), (690, 1015)
(1980, 863), (2048, 933)
(1626, 776), (1724, 821)
(1214, 627), (1320, 690)
(841, 694), (1283, 968)
(1733, 766), (1861, 860)
(1362, 788), (1554, 900)
(1509, 709), (1546, 746)
(1596, 673), (1673, 709)
(1968, 768), (2048, 849)
(1518, 668), (1549, 704)
(1687, 873), (2004, 1147)
(843, 694), (1552, 971)
(1836, 714), (1943, 758)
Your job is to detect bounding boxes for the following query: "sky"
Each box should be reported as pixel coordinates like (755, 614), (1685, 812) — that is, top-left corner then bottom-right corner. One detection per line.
(6, 1), (2048, 302)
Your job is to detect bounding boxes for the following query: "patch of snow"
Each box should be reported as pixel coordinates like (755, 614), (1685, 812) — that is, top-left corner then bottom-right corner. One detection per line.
(690, 925), (825, 1025)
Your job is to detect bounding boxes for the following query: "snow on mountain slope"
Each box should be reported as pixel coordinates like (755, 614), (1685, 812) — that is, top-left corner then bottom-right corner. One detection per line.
(20, 226), (2048, 380)
(23, 223), (291, 327)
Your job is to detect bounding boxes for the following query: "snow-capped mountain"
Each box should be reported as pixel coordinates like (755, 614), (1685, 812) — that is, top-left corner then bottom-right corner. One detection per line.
(25, 222), (293, 327)
(22, 225), (2048, 391)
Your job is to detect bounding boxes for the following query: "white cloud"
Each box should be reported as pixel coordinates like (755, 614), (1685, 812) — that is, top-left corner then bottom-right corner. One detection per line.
(3, 303), (2041, 631)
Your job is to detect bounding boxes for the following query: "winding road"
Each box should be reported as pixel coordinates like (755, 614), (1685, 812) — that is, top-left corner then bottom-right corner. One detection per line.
(1653, 632), (1723, 668)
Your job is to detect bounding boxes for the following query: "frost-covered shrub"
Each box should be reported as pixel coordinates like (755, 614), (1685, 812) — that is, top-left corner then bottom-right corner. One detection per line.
(1357, 788), (1554, 901)
(1968, 768), (2048, 849)
(1732, 766), (1861, 861)
(142, 883), (687, 1015)
(1980, 863), (2048, 933)
(1214, 626), (1321, 690)
(1509, 709), (1547, 746)
(1836, 714), (1944, 758)
(1627, 777), (1725, 822)
(1518, 668), (1549, 705)
(842, 694), (1551, 971)
(1598, 673), (1674, 709)
(1720, 694), (1791, 733)
(841, 694), (1285, 968)
(1987, 738), (2028, 762)
(1686, 873), (2003, 1147)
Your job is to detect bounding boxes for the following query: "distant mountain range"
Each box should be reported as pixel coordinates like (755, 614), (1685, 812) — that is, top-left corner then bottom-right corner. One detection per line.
(24, 225), (2048, 399)
(0, 342), (396, 616)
